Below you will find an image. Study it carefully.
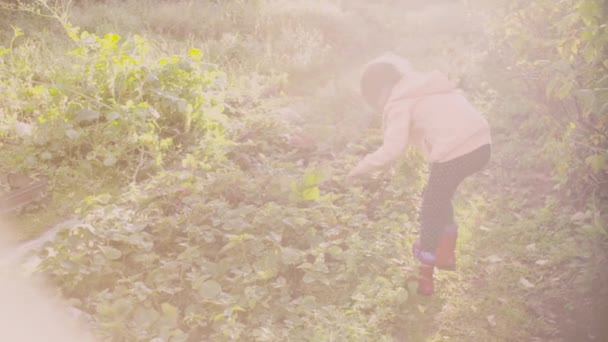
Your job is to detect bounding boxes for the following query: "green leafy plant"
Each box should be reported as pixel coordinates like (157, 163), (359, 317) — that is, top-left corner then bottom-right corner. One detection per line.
(0, 27), (228, 187)
(485, 0), (608, 203)
(37, 158), (420, 340)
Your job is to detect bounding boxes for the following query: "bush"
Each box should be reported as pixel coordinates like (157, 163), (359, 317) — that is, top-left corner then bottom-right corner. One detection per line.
(482, 0), (608, 205)
(0, 26), (228, 186)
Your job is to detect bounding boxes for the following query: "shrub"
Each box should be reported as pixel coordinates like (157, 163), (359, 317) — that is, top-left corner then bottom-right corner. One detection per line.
(483, 0), (608, 205)
(0, 27), (228, 186)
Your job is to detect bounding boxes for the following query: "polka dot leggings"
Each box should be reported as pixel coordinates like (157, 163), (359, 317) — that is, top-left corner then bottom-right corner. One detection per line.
(419, 144), (491, 251)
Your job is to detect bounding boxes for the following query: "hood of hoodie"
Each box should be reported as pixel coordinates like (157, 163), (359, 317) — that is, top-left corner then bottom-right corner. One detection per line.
(391, 70), (457, 100)
(363, 52), (413, 76)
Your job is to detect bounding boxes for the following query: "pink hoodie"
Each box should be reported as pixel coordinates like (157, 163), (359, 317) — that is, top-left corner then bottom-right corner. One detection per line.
(349, 70), (492, 177)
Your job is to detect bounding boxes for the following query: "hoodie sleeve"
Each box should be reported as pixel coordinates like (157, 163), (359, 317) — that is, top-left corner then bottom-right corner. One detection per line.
(348, 101), (411, 177)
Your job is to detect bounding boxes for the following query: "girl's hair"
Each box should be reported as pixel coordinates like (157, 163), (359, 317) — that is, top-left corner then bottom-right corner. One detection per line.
(360, 62), (403, 110)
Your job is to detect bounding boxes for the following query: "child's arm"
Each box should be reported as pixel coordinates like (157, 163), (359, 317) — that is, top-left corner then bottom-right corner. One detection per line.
(348, 105), (410, 178)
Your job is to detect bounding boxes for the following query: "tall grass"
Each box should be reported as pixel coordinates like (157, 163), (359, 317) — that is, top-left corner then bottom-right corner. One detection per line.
(2, 0), (482, 87)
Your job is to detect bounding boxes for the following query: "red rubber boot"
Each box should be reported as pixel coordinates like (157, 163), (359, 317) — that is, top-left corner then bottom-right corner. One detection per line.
(417, 263), (434, 296)
(435, 224), (458, 270)
(412, 247), (436, 296)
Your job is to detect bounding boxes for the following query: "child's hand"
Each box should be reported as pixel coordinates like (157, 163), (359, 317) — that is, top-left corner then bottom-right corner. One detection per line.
(347, 170), (392, 192)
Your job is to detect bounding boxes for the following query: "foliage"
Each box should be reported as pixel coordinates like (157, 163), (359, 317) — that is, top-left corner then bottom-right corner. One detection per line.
(38, 146), (424, 340)
(0, 26), (228, 186)
(475, 0), (608, 337)
(62, 0), (347, 79)
(483, 0), (608, 203)
(0, 6), (431, 339)
(5, 0), (607, 340)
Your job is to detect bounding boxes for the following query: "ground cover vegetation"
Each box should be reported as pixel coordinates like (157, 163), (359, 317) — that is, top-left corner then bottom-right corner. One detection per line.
(0, 0), (606, 340)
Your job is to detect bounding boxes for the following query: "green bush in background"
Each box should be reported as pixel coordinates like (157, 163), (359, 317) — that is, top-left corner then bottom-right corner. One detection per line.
(483, 0), (607, 204)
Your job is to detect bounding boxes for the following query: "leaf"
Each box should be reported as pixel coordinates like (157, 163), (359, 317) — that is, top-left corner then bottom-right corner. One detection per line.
(302, 273), (317, 284)
(576, 88), (596, 111)
(583, 44), (598, 64)
(486, 255), (503, 263)
(75, 109), (100, 123)
(65, 129), (81, 140)
(290, 180), (299, 195)
(231, 306), (245, 312)
(487, 314), (497, 327)
(139, 104), (161, 119)
(148, 106), (161, 119)
(397, 287), (409, 303)
(106, 111), (120, 121)
(301, 186), (320, 201)
(161, 302), (178, 325)
(145, 73), (161, 87)
(556, 81), (574, 99)
(551, 60), (571, 74)
(189, 48), (203, 61)
(577, 0), (601, 26)
(407, 281), (418, 295)
(177, 99), (187, 114)
(104, 33), (121, 44)
(281, 247), (303, 265)
(327, 245), (343, 256)
(585, 154), (607, 174)
(14, 121), (33, 136)
(545, 76), (560, 98)
(304, 172), (322, 186)
(571, 211), (587, 221)
(99, 246), (122, 260)
(178, 60), (193, 71)
(199, 280), (222, 299)
(103, 153), (118, 167)
(519, 277), (535, 289)
(253, 254), (279, 280)
(96, 193), (112, 204)
(12, 25), (23, 38)
(95, 302), (114, 316)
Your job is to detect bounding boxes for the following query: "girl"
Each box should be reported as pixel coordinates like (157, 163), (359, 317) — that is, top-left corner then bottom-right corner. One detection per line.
(347, 53), (491, 295)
